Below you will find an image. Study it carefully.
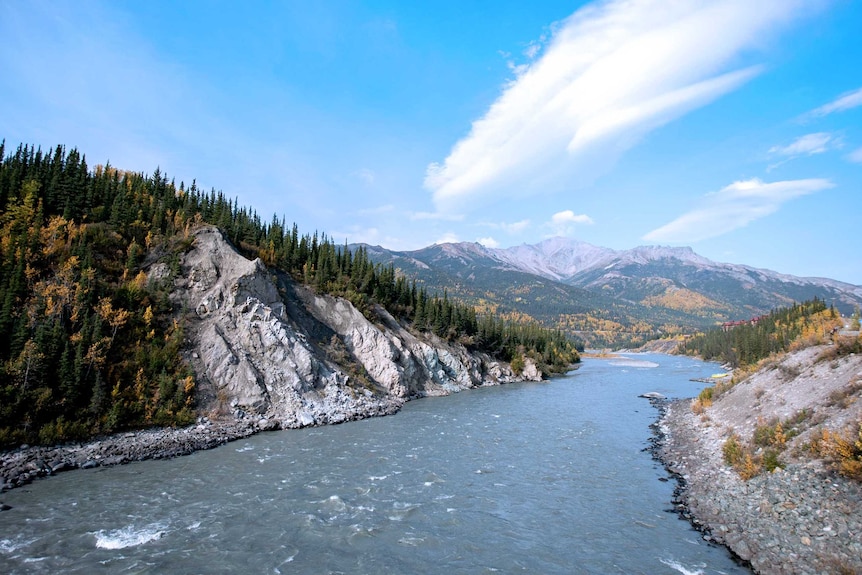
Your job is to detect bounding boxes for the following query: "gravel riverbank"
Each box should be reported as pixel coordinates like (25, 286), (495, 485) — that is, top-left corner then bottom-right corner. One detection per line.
(654, 382), (862, 575)
(0, 397), (400, 495)
(0, 417), (269, 494)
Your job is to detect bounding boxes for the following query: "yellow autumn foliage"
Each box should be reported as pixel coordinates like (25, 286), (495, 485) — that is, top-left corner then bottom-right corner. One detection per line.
(642, 287), (730, 313)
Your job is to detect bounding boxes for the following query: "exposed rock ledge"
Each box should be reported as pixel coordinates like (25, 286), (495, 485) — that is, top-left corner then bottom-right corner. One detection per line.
(657, 346), (862, 574)
(2, 226), (541, 493)
(181, 226), (540, 425)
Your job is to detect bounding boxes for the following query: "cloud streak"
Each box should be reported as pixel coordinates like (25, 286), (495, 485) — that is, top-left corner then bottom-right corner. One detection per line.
(425, 0), (808, 213)
(480, 219), (532, 234)
(769, 132), (837, 157)
(807, 86), (862, 118)
(643, 178), (833, 243)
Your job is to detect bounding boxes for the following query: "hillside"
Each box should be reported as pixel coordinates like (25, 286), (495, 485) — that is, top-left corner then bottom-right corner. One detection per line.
(656, 301), (862, 573)
(361, 239), (862, 348)
(0, 142), (578, 449)
(362, 243), (689, 349)
(659, 339), (862, 574)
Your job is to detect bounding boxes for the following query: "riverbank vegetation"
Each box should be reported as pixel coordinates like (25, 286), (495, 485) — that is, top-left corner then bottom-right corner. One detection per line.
(684, 299), (862, 481)
(678, 298), (841, 369)
(687, 299), (843, 416)
(0, 142), (578, 448)
(811, 424), (862, 481)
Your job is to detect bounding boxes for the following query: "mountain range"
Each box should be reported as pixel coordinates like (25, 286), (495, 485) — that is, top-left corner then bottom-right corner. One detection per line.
(359, 237), (862, 348)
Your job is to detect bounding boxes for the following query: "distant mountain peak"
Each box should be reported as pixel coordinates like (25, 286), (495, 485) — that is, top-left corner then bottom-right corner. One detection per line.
(359, 235), (862, 348)
(489, 237), (617, 281)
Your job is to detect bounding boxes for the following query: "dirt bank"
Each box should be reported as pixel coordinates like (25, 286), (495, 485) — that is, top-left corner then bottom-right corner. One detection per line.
(658, 345), (862, 574)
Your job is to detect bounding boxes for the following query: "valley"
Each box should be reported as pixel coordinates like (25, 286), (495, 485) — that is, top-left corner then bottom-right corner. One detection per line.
(361, 238), (862, 348)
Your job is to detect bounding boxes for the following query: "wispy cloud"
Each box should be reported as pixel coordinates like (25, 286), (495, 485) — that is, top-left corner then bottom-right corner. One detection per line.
(848, 147), (862, 164)
(806, 86), (862, 118)
(477, 237), (500, 248)
(643, 178), (833, 243)
(547, 210), (594, 237)
(425, 0), (809, 213)
(769, 132), (837, 157)
(434, 232), (460, 245)
(352, 168), (376, 185)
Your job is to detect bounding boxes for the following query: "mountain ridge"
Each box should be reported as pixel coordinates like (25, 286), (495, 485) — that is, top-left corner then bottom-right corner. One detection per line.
(357, 237), (862, 347)
(367, 236), (862, 295)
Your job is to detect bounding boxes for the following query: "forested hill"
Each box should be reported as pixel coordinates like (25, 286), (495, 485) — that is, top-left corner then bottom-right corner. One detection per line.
(679, 299), (854, 368)
(0, 142), (578, 447)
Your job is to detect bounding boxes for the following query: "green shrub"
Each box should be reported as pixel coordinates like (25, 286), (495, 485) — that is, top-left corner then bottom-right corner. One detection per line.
(510, 353), (525, 375)
(753, 419), (786, 448)
(762, 449), (783, 472)
(723, 434), (745, 467)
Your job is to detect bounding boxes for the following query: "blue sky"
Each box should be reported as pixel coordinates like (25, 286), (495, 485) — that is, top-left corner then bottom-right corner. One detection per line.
(2, 0), (861, 284)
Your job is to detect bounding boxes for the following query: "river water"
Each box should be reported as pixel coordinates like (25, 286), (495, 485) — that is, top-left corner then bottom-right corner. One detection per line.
(1, 354), (749, 574)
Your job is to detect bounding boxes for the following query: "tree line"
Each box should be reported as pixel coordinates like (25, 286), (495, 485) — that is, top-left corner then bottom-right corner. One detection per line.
(0, 142), (579, 447)
(678, 299), (838, 367)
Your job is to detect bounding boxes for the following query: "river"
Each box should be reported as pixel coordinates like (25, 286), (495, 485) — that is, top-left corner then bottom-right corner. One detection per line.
(0, 354), (749, 574)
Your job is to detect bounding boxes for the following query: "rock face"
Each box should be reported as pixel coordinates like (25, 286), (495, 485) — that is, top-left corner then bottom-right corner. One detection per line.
(176, 226), (537, 429)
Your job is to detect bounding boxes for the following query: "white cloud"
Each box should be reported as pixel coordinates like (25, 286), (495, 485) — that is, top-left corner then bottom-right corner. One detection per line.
(807, 86), (862, 118)
(477, 236), (500, 248)
(434, 232), (460, 245)
(769, 132), (837, 157)
(551, 210), (593, 226)
(643, 178), (833, 243)
(548, 210), (594, 236)
(523, 42), (542, 60)
(425, 0), (809, 213)
(847, 147), (862, 164)
(502, 219), (531, 234)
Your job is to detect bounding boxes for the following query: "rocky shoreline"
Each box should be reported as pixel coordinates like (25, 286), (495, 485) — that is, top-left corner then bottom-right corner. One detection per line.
(0, 399), (401, 496)
(0, 418), (263, 495)
(650, 396), (862, 575)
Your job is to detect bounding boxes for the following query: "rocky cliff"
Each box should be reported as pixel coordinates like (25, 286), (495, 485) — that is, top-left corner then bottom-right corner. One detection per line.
(174, 226), (538, 429)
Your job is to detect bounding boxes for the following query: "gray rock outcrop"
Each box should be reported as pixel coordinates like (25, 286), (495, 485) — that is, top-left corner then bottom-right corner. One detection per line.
(175, 226), (538, 429)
